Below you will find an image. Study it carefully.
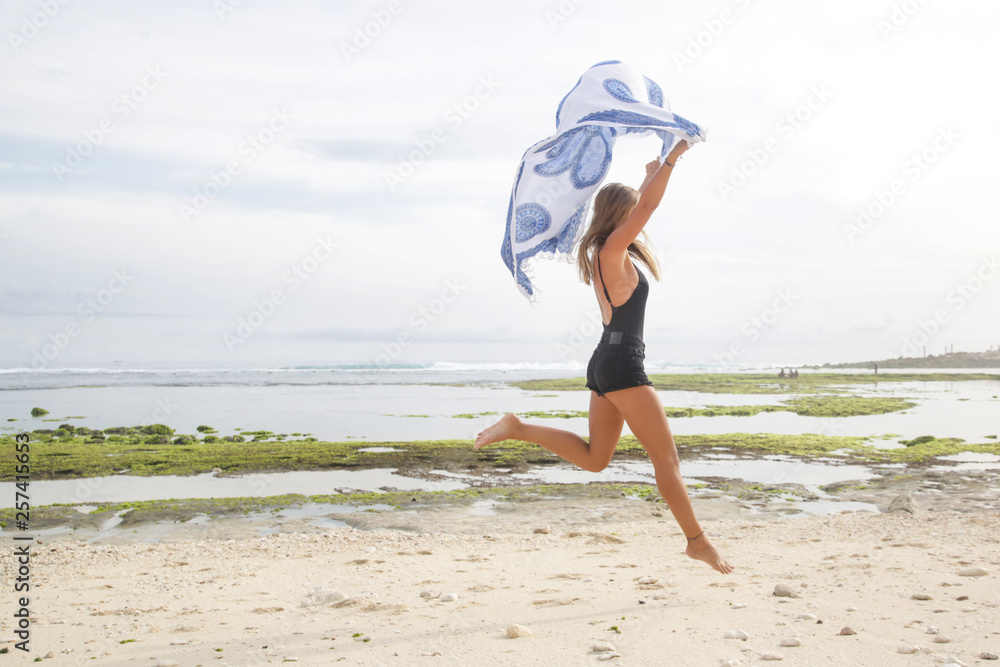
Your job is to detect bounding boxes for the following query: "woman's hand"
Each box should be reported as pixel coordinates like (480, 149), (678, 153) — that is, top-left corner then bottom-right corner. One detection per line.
(645, 158), (662, 176)
(667, 139), (692, 163)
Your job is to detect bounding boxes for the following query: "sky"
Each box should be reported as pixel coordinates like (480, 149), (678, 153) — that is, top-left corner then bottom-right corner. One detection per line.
(1, 0), (998, 370)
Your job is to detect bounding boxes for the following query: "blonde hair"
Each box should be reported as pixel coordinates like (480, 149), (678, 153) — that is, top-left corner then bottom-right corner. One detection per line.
(576, 182), (661, 285)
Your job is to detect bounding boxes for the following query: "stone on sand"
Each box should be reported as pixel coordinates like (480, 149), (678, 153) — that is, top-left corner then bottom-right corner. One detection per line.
(533, 526), (550, 534)
(912, 593), (933, 600)
(779, 637), (801, 647)
(440, 593), (458, 602)
(837, 626), (856, 636)
(506, 623), (532, 638)
(591, 641), (616, 653)
(979, 653), (998, 660)
(958, 567), (987, 577)
(724, 630), (749, 640)
(760, 653), (783, 661)
(887, 491), (919, 515)
(898, 646), (920, 654)
(773, 584), (799, 598)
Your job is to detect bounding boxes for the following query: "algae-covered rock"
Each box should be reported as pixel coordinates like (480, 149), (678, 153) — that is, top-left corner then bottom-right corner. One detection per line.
(30, 407), (49, 417)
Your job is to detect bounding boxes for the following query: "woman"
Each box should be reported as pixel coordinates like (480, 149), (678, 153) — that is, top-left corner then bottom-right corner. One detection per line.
(475, 140), (733, 574)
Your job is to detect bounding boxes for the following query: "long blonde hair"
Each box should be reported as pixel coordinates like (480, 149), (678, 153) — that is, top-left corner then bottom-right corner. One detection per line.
(576, 182), (661, 285)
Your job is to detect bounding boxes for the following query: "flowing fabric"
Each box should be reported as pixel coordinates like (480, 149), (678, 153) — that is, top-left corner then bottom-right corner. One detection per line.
(501, 60), (707, 301)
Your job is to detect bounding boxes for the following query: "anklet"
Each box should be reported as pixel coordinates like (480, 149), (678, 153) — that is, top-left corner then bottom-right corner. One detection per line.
(686, 531), (704, 541)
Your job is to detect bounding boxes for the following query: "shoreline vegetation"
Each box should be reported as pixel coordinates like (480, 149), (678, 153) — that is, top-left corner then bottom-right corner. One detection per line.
(2, 425), (996, 485)
(453, 395), (917, 419)
(811, 347), (1000, 369)
(507, 372), (1000, 394)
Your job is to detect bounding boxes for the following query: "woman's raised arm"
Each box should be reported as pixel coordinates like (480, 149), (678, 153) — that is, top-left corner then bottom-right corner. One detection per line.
(604, 140), (692, 255)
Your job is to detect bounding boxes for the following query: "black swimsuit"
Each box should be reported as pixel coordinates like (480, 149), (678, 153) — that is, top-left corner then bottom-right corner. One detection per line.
(584, 254), (654, 397)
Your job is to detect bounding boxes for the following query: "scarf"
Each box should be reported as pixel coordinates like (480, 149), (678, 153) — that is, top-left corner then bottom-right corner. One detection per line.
(501, 60), (707, 301)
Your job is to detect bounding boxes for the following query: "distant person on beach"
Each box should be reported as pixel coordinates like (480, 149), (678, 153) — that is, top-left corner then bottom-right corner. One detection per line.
(779, 369), (786, 377)
(476, 143), (733, 574)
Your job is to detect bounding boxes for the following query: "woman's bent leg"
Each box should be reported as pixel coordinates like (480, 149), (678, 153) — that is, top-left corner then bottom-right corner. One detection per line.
(602, 384), (733, 574)
(473, 392), (625, 473)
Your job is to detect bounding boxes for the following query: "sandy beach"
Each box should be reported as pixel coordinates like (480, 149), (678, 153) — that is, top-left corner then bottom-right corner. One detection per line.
(3, 501), (998, 666)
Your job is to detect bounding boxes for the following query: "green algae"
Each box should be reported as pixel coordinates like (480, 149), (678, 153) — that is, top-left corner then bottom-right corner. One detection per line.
(4, 423), (996, 485)
(509, 372), (1000, 395)
(0, 481), (674, 527)
(459, 396), (915, 420)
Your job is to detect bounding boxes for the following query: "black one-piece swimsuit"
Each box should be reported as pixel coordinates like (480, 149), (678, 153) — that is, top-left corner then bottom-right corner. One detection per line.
(584, 255), (654, 397)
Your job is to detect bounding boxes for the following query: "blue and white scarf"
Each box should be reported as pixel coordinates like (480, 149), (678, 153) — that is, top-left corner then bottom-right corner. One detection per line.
(501, 60), (707, 301)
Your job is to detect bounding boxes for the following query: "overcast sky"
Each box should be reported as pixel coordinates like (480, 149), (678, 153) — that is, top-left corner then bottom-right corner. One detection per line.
(1, 0), (998, 370)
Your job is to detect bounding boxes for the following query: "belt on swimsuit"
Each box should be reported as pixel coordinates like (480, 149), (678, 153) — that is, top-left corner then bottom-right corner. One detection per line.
(599, 331), (644, 346)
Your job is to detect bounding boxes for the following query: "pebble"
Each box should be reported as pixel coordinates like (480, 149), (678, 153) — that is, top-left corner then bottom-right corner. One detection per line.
(779, 637), (801, 647)
(958, 567), (988, 577)
(506, 623), (532, 639)
(933, 635), (951, 644)
(912, 593), (933, 601)
(637, 576), (658, 585)
(43, 652), (54, 659)
(898, 646), (920, 654)
(533, 526), (550, 534)
(837, 627), (856, 636)
(419, 591), (432, 598)
(796, 614), (817, 621)
(980, 653), (998, 660)
(724, 630), (749, 641)
(925, 626), (940, 635)
(760, 653), (783, 661)
(941, 657), (967, 666)
(773, 584), (798, 598)
(720, 661), (742, 667)
(731, 603), (746, 609)
(591, 641), (617, 653)
(846, 606), (857, 612)
(956, 595), (969, 601)
(440, 593), (458, 602)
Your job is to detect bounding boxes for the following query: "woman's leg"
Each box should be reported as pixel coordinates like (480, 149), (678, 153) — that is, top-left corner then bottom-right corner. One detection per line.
(602, 384), (733, 574)
(473, 392), (625, 473)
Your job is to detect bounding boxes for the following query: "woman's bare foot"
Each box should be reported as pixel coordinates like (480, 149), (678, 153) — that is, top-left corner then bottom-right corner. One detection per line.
(685, 533), (734, 574)
(474, 412), (522, 449)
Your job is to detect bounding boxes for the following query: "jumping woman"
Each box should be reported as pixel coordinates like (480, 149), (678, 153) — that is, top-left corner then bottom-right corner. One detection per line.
(475, 140), (733, 574)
